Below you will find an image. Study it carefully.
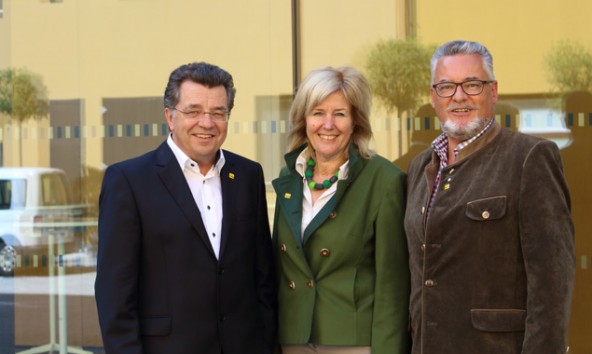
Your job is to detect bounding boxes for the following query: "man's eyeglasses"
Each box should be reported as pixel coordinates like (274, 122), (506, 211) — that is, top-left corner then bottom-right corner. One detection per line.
(171, 107), (229, 123)
(432, 80), (494, 98)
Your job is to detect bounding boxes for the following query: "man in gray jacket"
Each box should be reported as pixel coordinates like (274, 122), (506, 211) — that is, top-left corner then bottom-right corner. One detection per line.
(404, 40), (575, 354)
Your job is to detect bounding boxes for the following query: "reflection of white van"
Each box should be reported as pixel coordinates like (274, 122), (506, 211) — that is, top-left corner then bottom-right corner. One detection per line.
(0, 167), (82, 276)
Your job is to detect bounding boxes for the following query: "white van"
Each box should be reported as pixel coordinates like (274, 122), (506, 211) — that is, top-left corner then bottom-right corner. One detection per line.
(0, 167), (84, 276)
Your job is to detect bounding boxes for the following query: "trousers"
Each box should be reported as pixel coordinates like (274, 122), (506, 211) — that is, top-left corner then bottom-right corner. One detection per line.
(281, 344), (372, 354)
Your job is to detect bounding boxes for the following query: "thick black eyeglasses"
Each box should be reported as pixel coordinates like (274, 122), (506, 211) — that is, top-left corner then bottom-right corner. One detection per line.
(171, 107), (229, 123)
(432, 80), (494, 98)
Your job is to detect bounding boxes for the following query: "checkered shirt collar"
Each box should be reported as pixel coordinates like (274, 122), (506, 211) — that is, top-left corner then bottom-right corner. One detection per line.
(431, 118), (495, 167)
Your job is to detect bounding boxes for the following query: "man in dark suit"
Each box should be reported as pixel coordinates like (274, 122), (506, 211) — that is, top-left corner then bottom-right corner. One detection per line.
(95, 62), (277, 354)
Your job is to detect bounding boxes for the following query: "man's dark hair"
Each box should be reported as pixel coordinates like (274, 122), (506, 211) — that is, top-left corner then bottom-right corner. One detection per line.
(163, 62), (236, 113)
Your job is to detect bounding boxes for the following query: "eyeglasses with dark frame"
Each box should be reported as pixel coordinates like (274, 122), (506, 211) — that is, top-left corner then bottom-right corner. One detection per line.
(432, 80), (494, 98)
(171, 107), (229, 123)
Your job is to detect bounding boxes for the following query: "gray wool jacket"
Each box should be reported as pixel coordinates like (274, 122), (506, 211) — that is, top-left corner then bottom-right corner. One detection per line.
(404, 121), (575, 354)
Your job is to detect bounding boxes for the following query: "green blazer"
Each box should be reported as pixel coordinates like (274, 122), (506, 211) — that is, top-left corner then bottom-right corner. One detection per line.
(272, 144), (411, 354)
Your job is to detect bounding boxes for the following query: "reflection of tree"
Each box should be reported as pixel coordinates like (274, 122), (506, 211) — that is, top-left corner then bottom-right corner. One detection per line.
(366, 39), (433, 116)
(544, 40), (592, 93)
(366, 39), (435, 155)
(0, 68), (49, 166)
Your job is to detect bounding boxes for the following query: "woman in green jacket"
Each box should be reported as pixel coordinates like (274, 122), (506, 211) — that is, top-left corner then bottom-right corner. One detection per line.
(272, 66), (410, 354)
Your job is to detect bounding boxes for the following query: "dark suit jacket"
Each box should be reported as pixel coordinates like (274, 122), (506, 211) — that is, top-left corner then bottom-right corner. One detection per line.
(405, 122), (575, 354)
(95, 141), (277, 354)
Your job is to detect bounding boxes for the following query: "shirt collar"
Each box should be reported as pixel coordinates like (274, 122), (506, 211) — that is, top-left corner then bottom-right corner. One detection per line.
(167, 134), (226, 175)
(454, 118), (495, 153)
(432, 133), (450, 167)
(431, 118), (495, 166)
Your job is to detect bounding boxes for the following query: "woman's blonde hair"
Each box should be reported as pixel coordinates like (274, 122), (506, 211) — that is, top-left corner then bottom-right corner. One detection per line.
(288, 66), (375, 159)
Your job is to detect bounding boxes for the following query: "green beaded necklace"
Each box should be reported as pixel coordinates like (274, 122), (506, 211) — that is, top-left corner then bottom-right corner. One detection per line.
(305, 158), (339, 190)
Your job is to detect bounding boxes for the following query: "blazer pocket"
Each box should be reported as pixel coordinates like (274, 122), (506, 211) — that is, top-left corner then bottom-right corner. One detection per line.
(139, 316), (172, 336)
(466, 196), (507, 221)
(471, 309), (526, 332)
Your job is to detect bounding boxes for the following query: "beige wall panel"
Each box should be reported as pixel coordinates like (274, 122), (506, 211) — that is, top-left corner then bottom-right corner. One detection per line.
(299, 0), (403, 74)
(417, 0), (592, 94)
(0, 0), (12, 68)
(298, 0), (406, 159)
(6, 0), (293, 163)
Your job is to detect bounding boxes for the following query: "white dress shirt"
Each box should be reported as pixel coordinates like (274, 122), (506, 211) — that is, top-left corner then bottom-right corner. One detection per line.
(167, 135), (225, 259)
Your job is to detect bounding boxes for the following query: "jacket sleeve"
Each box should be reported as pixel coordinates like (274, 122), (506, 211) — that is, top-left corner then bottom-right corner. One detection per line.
(372, 169), (411, 353)
(519, 140), (575, 353)
(94, 165), (143, 354)
(253, 164), (278, 354)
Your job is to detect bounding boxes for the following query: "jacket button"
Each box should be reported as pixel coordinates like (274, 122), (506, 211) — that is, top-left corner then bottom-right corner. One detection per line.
(329, 211), (337, 219)
(425, 279), (435, 287)
(482, 211), (490, 219)
(280, 243), (287, 253)
(307, 280), (314, 288)
(288, 281), (296, 289)
(320, 248), (330, 257)
(420, 244), (426, 252)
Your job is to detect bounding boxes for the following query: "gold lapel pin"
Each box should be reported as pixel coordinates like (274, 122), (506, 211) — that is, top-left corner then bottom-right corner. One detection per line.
(284, 193), (291, 199)
(229, 173), (235, 179)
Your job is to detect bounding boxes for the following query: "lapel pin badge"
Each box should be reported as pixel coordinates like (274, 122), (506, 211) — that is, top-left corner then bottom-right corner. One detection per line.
(284, 193), (291, 199)
(229, 173), (235, 179)
(443, 183), (450, 190)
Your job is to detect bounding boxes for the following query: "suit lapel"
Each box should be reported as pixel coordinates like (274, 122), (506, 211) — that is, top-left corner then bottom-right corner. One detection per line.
(219, 152), (237, 259)
(272, 143), (365, 247)
(272, 172), (304, 248)
(302, 192), (337, 245)
(155, 142), (217, 259)
(301, 174), (356, 245)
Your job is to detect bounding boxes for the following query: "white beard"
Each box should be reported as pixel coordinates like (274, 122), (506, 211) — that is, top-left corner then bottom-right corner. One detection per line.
(442, 116), (490, 141)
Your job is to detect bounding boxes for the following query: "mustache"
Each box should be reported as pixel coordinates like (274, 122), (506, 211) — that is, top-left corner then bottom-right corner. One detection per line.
(446, 105), (478, 112)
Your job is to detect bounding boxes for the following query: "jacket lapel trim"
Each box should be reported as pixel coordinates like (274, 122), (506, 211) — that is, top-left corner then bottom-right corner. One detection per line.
(302, 194), (338, 245)
(273, 143), (367, 247)
(155, 143), (217, 259)
(219, 154), (237, 259)
(272, 173), (304, 248)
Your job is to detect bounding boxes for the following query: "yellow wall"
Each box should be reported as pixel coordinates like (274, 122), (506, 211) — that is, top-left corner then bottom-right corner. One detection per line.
(4, 0), (592, 164)
(299, 0), (405, 72)
(3, 0), (294, 168)
(416, 0), (592, 94)
(298, 0), (408, 157)
(2, 0), (414, 165)
(0, 1), (11, 67)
